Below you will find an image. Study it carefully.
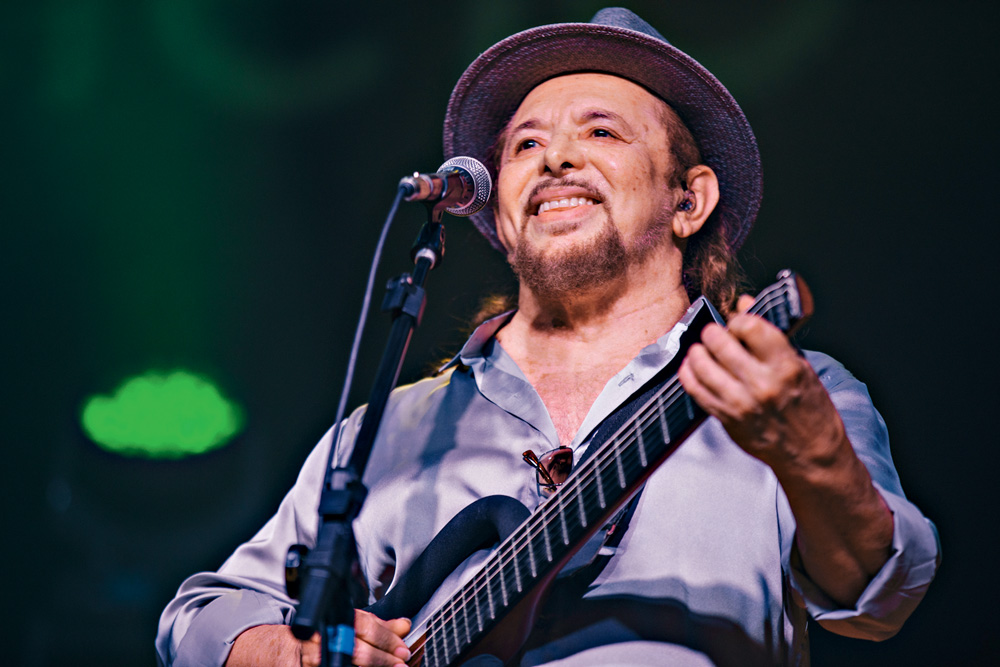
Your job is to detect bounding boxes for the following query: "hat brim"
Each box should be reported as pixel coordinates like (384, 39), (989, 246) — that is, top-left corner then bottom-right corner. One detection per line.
(443, 22), (762, 253)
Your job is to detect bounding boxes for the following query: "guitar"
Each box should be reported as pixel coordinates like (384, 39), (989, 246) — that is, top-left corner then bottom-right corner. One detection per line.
(371, 270), (813, 667)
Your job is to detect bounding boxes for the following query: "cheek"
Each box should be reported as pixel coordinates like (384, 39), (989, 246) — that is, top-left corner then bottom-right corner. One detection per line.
(614, 156), (673, 234)
(494, 171), (522, 251)
(495, 213), (518, 253)
(632, 157), (668, 209)
(601, 152), (659, 196)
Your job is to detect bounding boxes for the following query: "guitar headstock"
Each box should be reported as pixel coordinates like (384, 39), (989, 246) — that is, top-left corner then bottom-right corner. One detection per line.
(747, 269), (814, 336)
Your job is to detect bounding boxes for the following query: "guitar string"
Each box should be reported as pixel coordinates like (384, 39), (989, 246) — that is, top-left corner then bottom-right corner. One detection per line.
(427, 381), (691, 652)
(422, 282), (794, 650)
(425, 368), (695, 645)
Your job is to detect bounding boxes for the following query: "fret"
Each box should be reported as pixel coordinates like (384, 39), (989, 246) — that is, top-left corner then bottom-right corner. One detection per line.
(461, 586), (472, 646)
(443, 597), (457, 650)
(543, 519), (553, 561)
(513, 547), (523, 592)
(485, 562), (495, 619)
(437, 602), (455, 662)
(499, 557), (509, 608)
(615, 442), (626, 488)
(636, 422), (648, 468)
(434, 618), (452, 666)
(424, 637), (436, 667)
(684, 392), (695, 421)
(449, 613), (460, 662)
(558, 500), (569, 545)
(527, 531), (537, 577)
(596, 466), (606, 508)
(425, 619), (440, 667)
(473, 576), (484, 632)
(576, 484), (587, 527)
(657, 396), (671, 443)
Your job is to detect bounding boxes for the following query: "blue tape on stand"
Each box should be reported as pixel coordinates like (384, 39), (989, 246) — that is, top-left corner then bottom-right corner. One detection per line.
(326, 624), (355, 657)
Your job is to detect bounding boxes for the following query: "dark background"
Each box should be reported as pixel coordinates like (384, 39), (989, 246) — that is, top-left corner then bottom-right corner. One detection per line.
(3, 1), (997, 664)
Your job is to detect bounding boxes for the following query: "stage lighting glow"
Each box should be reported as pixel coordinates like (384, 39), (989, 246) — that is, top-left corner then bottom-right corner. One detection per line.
(81, 370), (244, 458)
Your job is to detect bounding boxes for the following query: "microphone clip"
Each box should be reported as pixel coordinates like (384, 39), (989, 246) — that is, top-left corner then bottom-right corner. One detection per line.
(398, 157), (492, 220)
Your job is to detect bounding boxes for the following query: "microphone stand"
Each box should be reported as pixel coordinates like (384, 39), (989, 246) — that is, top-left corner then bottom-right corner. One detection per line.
(289, 200), (449, 667)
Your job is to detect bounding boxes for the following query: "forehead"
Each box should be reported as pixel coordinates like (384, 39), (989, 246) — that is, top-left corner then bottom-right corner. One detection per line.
(511, 73), (667, 125)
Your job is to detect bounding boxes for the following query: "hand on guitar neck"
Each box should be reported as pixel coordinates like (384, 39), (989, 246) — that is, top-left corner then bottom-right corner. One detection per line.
(678, 293), (895, 607)
(226, 610), (411, 667)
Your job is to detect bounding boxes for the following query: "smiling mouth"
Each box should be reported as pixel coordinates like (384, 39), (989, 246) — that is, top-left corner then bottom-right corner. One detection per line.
(535, 197), (599, 215)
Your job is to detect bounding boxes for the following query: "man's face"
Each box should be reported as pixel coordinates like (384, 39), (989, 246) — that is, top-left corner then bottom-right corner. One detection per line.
(495, 73), (680, 295)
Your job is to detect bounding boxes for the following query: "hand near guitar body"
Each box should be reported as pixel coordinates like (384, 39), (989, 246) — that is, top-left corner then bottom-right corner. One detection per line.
(225, 610), (411, 667)
(678, 294), (895, 607)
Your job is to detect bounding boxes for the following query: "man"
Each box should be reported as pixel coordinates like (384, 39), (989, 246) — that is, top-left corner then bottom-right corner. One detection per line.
(157, 9), (939, 666)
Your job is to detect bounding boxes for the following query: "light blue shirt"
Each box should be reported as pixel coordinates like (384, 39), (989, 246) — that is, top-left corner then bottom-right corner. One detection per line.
(156, 298), (939, 666)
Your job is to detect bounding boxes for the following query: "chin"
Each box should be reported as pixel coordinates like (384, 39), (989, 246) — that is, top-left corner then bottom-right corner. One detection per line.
(511, 219), (627, 296)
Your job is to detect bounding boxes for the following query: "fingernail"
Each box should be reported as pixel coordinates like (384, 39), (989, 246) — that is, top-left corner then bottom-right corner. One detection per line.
(394, 646), (411, 661)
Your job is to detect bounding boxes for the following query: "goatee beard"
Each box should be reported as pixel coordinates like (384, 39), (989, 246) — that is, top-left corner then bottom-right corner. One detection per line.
(509, 219), (628, 297)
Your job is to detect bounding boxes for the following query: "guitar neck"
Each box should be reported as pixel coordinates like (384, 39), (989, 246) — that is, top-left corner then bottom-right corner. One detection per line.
(414, 270), (812, 667)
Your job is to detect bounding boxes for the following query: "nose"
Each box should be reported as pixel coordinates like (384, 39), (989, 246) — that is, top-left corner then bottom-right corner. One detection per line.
(543, 132), (584, 175)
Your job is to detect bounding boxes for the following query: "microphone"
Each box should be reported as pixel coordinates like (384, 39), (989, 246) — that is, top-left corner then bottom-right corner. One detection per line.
(399, 156), (492, 217)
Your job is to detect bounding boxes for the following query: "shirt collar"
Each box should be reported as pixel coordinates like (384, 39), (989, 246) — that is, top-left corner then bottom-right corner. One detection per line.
(437, 310), (517, 373)
(436, 296), (722, 376)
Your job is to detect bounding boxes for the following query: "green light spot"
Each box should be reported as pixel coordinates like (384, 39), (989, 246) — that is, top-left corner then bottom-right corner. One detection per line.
(81, 370), (244, 459)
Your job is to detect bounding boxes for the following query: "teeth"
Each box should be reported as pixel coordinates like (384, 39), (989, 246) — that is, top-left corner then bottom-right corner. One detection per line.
(537, 197), (595, 214)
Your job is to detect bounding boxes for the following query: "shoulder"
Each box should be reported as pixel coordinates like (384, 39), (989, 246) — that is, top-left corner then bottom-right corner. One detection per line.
(388, 366), (462, 408)
(373, 366), (477, 432)
(802, 349), (884, 435)
(803, 349), (864, 394)
(802, 349), (898, 481)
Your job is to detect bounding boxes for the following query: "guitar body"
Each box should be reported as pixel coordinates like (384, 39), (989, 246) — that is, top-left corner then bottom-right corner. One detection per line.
(368, 495), (530, 623)
(367, 272), (812, 667)
(366, 494), (561, 665)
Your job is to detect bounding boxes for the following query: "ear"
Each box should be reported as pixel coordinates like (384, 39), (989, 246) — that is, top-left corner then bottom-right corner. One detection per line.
(672, 165), (720, 239)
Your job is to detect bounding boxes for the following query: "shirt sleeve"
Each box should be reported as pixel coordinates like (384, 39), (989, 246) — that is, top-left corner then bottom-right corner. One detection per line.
(779, 351), (941, 641)
(155, 415), (361, 667)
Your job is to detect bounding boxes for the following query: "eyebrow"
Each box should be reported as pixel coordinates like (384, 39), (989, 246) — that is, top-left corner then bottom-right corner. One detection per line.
(581, 110), (628, 125)
(507, 109), (633, 136)
(508, 118), (541, 135)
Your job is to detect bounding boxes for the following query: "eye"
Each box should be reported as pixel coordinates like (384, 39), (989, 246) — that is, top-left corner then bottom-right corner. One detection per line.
(515, 138), (539, 153)
(591, 128), (616, 139)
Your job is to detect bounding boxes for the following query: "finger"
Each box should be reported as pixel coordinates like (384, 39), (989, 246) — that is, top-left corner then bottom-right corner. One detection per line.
(706, 319), (809, 412)
(736, 293), (755, 314)
(382, 617), (412, 638)
(680, 343), (756, 422)
(726, 313), (796, 362)
(354, 610), (411, 647)
(352, 638), (411, 667)
(678, 348), (724, 416)
(300, 632), (320, 667)
(699, 323), (765, 386)
(354, 610), (411, 665)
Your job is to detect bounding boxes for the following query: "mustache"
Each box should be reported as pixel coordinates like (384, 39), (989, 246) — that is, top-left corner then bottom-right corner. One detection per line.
(524, 178), (607, 213)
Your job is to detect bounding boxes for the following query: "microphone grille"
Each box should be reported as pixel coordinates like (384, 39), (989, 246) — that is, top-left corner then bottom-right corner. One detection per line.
(438, 156), (492, 217)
